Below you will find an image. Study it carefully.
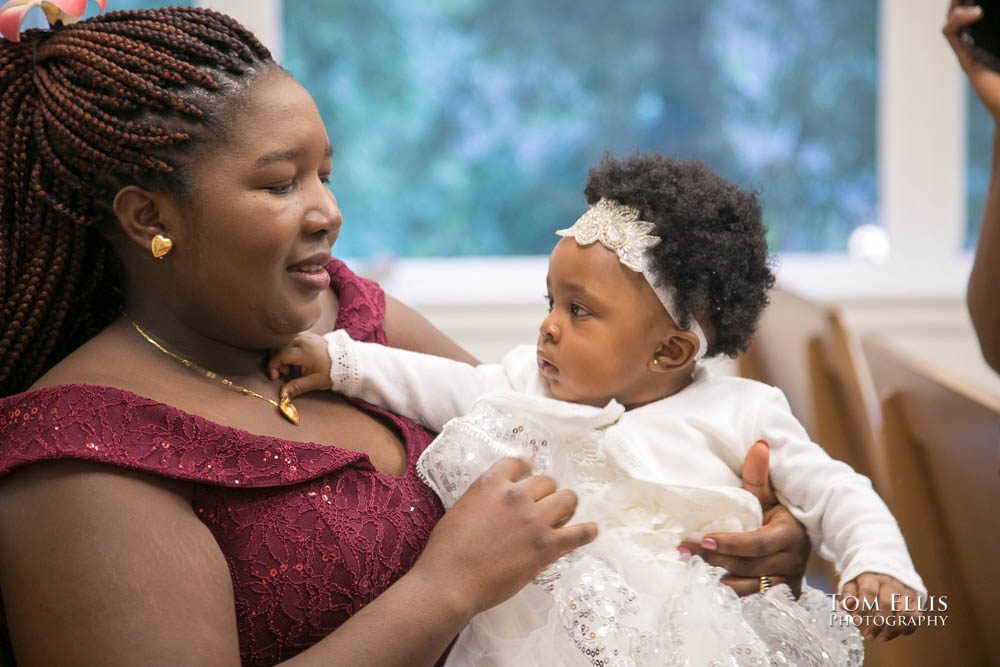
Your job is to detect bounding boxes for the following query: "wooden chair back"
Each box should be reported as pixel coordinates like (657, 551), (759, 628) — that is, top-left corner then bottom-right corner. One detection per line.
(741, 289), (886, 488)
(861, 338), (1000, 665)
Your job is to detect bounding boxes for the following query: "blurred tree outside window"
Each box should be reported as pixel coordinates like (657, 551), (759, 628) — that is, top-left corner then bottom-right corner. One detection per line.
(284, 0), (879, 258)
(968, 87), (991, 249)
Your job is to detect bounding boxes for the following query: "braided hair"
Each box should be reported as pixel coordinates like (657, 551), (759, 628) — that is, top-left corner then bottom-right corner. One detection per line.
(0, 8), (275, 395)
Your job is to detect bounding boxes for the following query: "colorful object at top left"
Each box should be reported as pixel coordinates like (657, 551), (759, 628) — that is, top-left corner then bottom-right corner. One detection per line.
(0, 0), (107, 41)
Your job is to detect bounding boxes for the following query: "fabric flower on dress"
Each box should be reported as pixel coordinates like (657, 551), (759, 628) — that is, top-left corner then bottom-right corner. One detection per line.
(556, 197), (661, 273)
(0, 0), (106, 42)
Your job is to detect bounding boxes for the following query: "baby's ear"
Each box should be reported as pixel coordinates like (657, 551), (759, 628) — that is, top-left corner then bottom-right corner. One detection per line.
(649, 330), (701, 372)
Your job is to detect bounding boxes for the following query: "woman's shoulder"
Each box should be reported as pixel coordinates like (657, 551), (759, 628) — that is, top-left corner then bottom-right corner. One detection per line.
(325, 257), (388, 344)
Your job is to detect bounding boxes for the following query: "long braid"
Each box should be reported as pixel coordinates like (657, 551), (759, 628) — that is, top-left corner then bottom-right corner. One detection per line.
(0, 8), (274, 395)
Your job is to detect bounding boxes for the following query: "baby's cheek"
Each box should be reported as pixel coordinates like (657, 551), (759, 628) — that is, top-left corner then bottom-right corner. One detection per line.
(545, 378), (575, 402)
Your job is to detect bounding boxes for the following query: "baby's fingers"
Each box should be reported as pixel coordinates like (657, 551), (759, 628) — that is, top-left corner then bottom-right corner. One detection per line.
(268, 346), (306, 380)
(840, 580), (859, 610)
(281, 372), (331, 402)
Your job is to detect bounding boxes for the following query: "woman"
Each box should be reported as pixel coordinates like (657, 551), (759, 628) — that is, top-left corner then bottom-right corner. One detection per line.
(945, 1), (1000, 374)
(0, 8), (809, 665)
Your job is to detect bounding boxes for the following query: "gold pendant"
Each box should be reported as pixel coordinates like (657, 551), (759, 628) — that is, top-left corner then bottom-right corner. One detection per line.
(279, 397), (300, 425)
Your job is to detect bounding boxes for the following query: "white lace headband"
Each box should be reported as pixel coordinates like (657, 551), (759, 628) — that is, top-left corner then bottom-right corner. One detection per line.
(556, 198), (709, 360)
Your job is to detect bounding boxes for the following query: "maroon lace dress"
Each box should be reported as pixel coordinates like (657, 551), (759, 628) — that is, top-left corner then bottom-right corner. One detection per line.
(0, 259), (446, 666)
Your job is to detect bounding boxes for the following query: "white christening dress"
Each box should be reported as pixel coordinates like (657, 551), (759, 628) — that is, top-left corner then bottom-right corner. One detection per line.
(323, 332), (925, 666)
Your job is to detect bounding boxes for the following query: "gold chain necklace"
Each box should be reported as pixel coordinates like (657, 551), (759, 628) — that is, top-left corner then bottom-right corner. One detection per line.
(130, 320), (300, 425)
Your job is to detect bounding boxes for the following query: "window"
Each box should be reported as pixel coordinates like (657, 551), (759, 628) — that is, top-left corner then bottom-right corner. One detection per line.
(967, 87), (992, 249)
(283, 1), (878, 258)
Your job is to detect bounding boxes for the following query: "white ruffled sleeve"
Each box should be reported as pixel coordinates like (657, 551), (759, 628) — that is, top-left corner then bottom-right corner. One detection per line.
(751, 386), (926, 595)
(324, 330), (542, 432)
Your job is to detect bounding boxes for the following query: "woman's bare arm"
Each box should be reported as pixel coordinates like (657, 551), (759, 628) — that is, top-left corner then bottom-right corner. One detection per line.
(0, 459), (592, 667)
(945, 2), (1000, 372)
(968, 137), (1000, 372)
(383, 295), (479, 364)
(0, 462), (242, 666)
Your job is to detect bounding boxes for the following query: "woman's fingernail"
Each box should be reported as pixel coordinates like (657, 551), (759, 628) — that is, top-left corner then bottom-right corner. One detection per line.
(677, 546), (691, 557)
(701, 538), (717, 550)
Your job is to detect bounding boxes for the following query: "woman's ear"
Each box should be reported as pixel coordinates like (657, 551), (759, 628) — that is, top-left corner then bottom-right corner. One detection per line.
(111, 185), (177, 256)
(649, 330), (701, 372)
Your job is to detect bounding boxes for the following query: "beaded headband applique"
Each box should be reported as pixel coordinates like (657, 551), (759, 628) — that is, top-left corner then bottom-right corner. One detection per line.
(556, 198), (709, 359)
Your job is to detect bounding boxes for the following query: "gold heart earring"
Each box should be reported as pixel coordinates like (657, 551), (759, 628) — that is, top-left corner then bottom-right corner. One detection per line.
(151, 234), (174, 259)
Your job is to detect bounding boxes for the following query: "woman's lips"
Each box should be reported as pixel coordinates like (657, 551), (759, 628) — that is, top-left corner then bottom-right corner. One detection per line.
(287, 252), (332, 291)
(287, 264), (331, 291)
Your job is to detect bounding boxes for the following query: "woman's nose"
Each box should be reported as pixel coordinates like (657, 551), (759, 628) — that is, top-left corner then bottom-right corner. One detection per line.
(305, 183), (343, 236)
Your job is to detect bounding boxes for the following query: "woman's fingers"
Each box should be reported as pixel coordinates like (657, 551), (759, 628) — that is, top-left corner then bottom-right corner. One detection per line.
(484, 457), (534, 484)
(419, 458), (596, 615)
(551, 520), (598, 554)
(943, 4), (984, 69)
(514, 473), (558, 502)
(739, 440), (776, 507)
(717, 574), (788, 598)
(696, 511), (806, 561)
(533, 487), (579, 527)
(681, 544), (802, 579)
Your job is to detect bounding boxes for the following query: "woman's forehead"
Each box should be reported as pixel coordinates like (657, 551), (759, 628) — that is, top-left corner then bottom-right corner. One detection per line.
(224, 72), (331, 159)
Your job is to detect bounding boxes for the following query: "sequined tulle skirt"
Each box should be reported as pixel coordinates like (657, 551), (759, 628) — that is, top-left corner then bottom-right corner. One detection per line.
(447, 558), (862, 666)
(417, 392), (864, 666)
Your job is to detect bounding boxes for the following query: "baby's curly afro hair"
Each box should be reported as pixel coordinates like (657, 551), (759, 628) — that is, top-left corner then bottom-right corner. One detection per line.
(584, 154), (775, 358)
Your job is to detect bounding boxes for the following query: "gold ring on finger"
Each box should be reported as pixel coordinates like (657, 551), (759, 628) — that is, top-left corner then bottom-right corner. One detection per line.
(759, 575), (772, 593)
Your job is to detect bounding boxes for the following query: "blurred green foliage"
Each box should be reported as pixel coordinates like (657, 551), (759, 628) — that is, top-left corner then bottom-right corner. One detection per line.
(285, 0), (878, 257)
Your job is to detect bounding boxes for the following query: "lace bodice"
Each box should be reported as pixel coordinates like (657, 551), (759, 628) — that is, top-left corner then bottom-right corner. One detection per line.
(0, 259), (445, 666)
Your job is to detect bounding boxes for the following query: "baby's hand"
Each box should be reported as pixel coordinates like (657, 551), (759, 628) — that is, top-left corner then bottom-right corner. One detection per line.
(268, 332), (333, 401)
(840, 572), (922, 642)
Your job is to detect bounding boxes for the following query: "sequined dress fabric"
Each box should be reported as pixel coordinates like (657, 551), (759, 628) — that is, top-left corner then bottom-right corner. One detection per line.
(418, 392), (864, 667)
(0, 259), (445, 666)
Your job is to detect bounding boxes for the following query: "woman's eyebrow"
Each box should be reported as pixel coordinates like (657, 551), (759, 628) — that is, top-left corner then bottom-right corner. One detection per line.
(254, 148), (302, 168)
(254, 144), (333, 168)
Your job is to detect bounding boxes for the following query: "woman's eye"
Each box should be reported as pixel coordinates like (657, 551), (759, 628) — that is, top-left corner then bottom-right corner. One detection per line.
(569, 303), (588, 317)
(543, 293), (553, 312)
(267, 181), (295, 195)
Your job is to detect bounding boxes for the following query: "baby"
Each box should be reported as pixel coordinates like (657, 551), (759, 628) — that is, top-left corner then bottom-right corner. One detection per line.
(270, 155), (923, 666)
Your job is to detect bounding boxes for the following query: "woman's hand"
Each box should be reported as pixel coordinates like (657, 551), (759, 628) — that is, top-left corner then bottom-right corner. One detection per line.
(679, 441), (810, 598)
(411, 458), (597, 618)
(944, 1), (1000, 121)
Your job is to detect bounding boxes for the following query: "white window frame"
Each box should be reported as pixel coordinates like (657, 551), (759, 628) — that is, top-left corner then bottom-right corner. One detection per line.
(200, 0), (974, 306)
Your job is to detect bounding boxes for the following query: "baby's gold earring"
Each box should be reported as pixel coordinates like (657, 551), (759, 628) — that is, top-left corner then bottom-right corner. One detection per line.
(151, 234), (174, 259)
